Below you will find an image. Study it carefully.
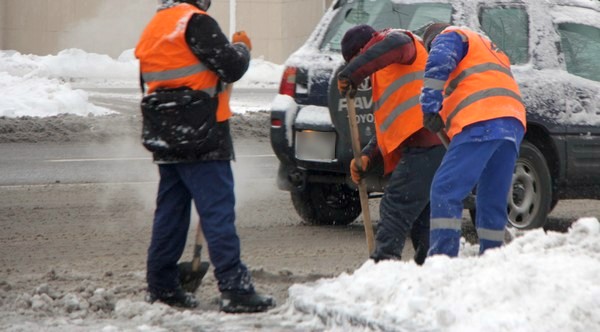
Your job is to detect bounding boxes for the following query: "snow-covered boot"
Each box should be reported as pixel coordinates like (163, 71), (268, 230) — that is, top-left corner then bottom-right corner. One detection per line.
(219, 291), (275, 313)
(145, 287), (199, 309)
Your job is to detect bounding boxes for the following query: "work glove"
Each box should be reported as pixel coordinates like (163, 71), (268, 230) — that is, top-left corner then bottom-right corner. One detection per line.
(350, 155), (370, 184)
(423, 112), (444, 133)
(337, 74), (357, 98)
(232, 31), (252, 51)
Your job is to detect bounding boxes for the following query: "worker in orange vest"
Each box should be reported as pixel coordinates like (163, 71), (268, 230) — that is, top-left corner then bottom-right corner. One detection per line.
(337, 25), (444, 264)
(135, 0), (274, 312)
(419, 23), (526, 257)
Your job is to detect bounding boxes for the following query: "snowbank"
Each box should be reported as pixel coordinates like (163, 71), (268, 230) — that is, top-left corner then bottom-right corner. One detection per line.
(0, 72), (114, 117)
(0, 49), (283, 118)
(3, 218), (599, 331)
(288, 218), (600, 331)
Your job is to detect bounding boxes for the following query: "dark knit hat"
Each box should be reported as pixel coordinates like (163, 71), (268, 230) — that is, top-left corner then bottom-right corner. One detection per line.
(341, 24), (376, 62)
(421, 22), (451, 51)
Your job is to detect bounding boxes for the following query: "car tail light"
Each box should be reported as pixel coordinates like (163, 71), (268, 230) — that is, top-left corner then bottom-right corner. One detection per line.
(271, 118), (283, 128)
(279, 66), (297, 97)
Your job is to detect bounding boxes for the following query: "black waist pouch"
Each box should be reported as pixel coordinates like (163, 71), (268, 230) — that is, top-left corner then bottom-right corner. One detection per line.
(141, 88), (219, 154)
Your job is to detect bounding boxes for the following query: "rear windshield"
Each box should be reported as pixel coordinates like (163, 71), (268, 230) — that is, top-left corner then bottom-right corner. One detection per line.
(320, 0), (453, 52)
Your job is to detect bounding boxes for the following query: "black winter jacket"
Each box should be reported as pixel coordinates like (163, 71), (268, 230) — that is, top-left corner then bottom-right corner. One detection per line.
(149, 11), (250, 163)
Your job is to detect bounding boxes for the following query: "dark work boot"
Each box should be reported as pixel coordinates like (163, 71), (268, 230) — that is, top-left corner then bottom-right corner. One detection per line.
(370, 243), (401, 263)
(370, 252), (401, 263)
(370, 234), (403, 263)
(219, 291), (275, 313)
(145, 287), (199, 309)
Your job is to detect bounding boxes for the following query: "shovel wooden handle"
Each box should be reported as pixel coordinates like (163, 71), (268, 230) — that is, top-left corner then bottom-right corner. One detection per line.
(191, 222), (205, 271)
(437, 131), (450, 149)
(346, 96), (375, 255)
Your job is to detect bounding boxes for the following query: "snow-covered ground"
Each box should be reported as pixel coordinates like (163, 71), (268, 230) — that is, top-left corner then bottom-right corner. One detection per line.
(1, 49), (600, 331)
(3, 218), (599, 332)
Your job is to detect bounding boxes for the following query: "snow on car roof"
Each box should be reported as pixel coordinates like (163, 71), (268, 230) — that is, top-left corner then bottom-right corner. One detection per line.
(287, 0), (599, 63)
(553, 5), (600, 27)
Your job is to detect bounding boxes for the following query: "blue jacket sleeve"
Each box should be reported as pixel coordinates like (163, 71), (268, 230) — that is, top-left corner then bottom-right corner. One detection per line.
(420, 32), (467, 114)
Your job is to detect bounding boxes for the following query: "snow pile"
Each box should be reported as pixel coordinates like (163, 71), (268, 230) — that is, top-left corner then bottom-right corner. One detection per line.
(287, 218), (600, 332)
(236, 57), (284, 89)
(0, 49), (131, 118)
(3, 218), (599, 331)
(0, 72), (114, 118)
(0, 48), (138, 80)
(0, 49), (283, 118)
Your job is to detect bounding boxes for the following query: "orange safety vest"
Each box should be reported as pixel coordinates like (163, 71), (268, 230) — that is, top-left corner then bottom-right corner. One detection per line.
(135, 3), (231, 122)
(371, 30), (427, 174)
(434, 27), (526, 139)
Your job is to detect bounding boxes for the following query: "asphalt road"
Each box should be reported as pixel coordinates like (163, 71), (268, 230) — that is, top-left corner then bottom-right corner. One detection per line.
(0, 139), (275, 186)
(0, 86), (278, 186)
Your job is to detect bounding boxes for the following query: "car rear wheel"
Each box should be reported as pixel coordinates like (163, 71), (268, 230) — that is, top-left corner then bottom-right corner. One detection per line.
(291, 183), (361, 225)
(508, 141), (552, 229)
(467, 141), (552, 230)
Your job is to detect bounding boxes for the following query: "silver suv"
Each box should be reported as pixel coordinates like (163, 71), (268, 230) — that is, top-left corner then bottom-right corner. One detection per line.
(270, 0), (600, 229)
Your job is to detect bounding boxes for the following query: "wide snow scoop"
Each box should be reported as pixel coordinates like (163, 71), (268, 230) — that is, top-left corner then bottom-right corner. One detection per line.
(178, 222), (210, 293)
(346, 96), (375, 255)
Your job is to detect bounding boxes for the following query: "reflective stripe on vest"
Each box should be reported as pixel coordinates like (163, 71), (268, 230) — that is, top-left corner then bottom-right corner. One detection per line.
(142, 63), (208, 82)
(444, 62), (514, 97)
(370, 30), (428, 174)
(141, 64), (218, 97)
(438, 28), (526, 138)
(375, 71), (424, 132)
(380, 95), (421, 132)
(135, 3), (231, 121)
(445, 87), (523, 130)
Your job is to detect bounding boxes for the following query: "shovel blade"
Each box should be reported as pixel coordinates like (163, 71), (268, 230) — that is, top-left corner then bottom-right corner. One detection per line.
(178, 261), (210, 293)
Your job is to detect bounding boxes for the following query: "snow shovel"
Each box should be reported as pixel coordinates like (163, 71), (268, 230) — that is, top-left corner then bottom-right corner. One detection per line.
(346, 96), (375, 255)
(178, 222), (210, 293)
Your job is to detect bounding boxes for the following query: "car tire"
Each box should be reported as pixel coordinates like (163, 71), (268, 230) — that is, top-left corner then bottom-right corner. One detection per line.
(291, 183), (361, 225)
(508, 140), (552, 229)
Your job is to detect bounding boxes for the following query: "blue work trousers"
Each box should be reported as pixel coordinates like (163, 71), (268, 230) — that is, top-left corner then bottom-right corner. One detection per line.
(147, 161), (253, 294)
(428, 139), (519, 257)
(373, 145), (445, 264)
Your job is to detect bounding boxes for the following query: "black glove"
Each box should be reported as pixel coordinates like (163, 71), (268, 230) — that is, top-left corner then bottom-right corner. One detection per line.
(423, 113), (444, 133)
(337, 74), (357, 98)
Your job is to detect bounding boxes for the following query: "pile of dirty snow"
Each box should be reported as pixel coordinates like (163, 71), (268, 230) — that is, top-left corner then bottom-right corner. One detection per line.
(1, 218), (598, 331)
